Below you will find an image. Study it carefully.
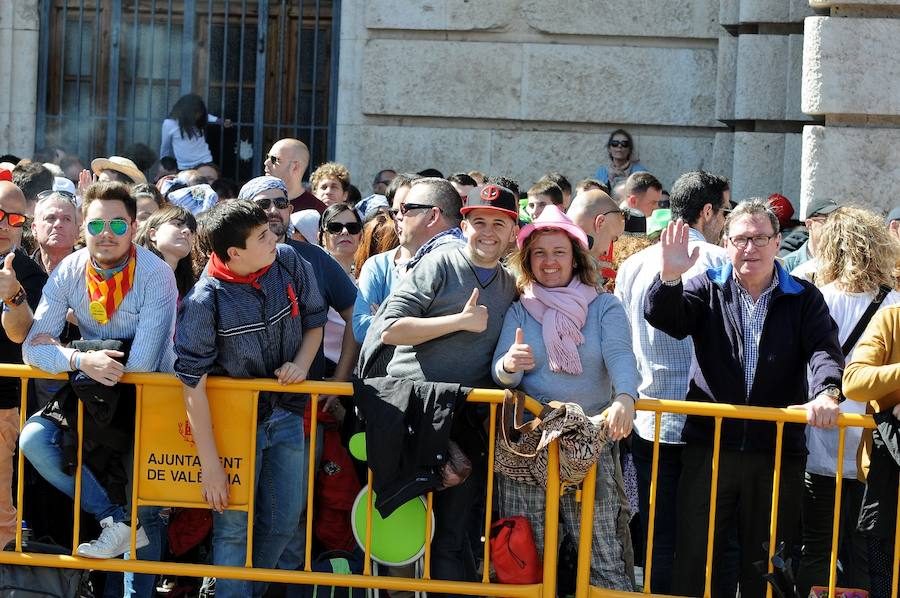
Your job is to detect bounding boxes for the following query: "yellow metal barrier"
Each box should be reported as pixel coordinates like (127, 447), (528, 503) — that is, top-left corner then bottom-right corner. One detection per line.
(0, 365), (559, 598)
(0, 364), (891, 598)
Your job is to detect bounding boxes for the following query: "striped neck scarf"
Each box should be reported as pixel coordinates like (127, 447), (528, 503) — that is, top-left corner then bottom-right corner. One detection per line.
(85, 245), (137, 325)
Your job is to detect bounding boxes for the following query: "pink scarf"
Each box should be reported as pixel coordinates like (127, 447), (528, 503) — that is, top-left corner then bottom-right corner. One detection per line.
(520, 278), (599, 375)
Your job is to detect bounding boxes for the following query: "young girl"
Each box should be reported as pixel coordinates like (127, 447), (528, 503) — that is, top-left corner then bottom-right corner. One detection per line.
(160, 94), (231, 170)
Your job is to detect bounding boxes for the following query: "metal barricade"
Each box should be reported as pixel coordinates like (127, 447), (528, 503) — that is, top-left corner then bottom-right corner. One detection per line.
(0, 363), (892, 598)
(0, 365), (558, 598)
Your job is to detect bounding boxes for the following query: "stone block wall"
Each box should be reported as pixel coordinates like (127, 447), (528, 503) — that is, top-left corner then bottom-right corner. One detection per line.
(0, 0), (40, 160)
(336, 0), (812, 205)
(802, 4), (900, 216)
(337, 1), (729, 195)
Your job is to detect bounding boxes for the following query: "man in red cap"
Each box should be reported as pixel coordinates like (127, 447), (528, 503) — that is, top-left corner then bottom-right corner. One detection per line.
(361, 179), (520, 592)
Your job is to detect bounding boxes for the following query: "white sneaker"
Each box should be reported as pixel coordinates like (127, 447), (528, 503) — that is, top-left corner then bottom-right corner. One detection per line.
(76, 516), (149, 559)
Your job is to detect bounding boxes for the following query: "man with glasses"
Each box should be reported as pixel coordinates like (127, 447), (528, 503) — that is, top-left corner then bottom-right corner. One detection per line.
(263, 138), (326, 214)
(644, 197), (844, 598)
(613, 171), (728, 594)
(567, 188), (627, 264)
(19, 182), (177, 576)
(782, 197), (840, 274)
(0, 181), (47, 551)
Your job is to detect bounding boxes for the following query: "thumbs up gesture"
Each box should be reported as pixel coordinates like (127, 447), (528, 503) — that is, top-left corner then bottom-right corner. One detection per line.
(502, 327), (535, 374)
(0, 253), (21, 302)
(458, 288), (489, 333)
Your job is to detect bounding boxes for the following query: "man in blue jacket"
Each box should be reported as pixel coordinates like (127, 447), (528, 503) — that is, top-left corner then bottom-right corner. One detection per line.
(644, 198), (843, 598)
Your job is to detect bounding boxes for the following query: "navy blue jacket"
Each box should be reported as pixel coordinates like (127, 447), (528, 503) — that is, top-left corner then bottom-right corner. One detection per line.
(644, 262), (843, 455)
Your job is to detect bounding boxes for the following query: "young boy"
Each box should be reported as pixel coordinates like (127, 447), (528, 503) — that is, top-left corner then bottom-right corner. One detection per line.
(364, 182), (520, 589)
(525, 179), (564, 221)
(174, 200), (326, 598)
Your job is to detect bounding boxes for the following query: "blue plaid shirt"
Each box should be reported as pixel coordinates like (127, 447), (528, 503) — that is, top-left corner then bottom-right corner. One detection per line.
(731, 270), (779, 397)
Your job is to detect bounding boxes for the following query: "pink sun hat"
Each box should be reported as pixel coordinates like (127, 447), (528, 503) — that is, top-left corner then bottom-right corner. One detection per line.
(516, 204), (589, 250)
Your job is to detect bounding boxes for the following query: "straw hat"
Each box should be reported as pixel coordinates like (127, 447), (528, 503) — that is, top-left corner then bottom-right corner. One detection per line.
(90, 156), (147, 184)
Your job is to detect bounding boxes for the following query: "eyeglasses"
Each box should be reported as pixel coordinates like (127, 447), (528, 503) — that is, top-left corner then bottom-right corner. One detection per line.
(86, 218), (129, 236)
(0, 210), (27, 228)
(325, 221), (362, 235)
(729, 235), (775, 249)
(265, 154), (283, 166)
(390, 203), (441, 217)
(608, 140), (630, 148)
(254, 195), (290, 210)
(37, 190), (77, 205)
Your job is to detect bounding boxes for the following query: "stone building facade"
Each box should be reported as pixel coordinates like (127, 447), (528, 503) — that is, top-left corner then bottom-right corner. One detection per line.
(2, 0), (897, 216)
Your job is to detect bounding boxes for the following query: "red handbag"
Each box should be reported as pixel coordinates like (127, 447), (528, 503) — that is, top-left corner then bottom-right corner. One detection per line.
(490, 516), (542, 584)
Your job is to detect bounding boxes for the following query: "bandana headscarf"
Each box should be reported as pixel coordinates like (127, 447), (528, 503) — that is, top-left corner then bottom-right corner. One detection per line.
(85, 246), (137, 325)
(238, 176), (289, 203)
(167, 184), (219, 215)
(207, 251), (272, 290)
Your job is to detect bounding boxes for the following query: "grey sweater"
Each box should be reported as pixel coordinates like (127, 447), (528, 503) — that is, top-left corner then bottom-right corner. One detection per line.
(360, 246), (517, 388)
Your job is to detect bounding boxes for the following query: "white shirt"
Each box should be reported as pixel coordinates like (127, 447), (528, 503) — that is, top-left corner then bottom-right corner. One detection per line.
(615, 227), (728, 443)
(159, 114), (219, 170)
(805, 283), (900, 478)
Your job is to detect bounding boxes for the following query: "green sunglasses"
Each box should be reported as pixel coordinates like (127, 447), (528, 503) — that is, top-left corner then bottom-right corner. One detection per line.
(86, 218), (130, 236)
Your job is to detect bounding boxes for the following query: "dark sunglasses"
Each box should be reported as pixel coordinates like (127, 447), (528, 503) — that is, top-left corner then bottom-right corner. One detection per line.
(390, 203), (441, 217)
(265, 154), (282, 166)
(254, 195), (290, 210)
(608, 140), (630, 148)
(325, 221), (362, 235)
(37, 189), (77, 205)
(86, 218), (129, 236)
(0, 209), (27, 228)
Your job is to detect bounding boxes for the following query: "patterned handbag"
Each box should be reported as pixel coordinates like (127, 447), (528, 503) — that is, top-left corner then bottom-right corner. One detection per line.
(494, 389), (607, 486)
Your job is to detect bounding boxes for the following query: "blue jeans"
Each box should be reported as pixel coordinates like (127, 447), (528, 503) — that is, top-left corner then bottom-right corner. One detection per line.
(19, 415), (127, 523)
(277, 421), (323, 572)
(214, 408), (306, 598)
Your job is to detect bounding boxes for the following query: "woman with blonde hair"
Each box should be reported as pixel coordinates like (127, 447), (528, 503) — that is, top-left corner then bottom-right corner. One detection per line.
(797, 205), (900, 596)
(492, 204), (640, 590)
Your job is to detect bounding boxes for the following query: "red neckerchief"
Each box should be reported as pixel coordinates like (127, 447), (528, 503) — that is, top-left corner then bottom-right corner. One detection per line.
(207, 251), (272, 289)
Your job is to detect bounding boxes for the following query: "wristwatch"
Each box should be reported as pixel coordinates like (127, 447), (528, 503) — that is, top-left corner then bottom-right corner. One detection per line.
(3, 285), (26, 308)
(819, 386), (842, 403)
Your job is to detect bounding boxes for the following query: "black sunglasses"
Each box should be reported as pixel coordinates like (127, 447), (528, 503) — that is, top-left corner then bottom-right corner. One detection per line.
(608, 140), (630, 148)
(390, 203), (441, 217)
(601, 208), (631, 221)
(324, 221), (362, 235)
(254, 195), (290, 210)
(37, 189), (77, 205)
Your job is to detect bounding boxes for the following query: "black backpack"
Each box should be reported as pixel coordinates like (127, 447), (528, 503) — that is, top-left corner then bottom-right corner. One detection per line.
(1, 539), (93, 597)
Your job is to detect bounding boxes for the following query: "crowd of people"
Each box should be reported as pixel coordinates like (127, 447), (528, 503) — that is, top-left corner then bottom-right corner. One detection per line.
(0, 119), (897, 598)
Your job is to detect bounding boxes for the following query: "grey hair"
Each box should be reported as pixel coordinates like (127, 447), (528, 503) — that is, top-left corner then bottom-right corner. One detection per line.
(724, 197), (780, 237)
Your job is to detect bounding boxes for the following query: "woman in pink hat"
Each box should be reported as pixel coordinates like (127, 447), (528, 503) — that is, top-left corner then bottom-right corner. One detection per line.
(491, 204), (640, 590)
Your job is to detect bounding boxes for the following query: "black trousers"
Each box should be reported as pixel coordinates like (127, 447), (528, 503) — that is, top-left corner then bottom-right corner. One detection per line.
(672, 445), (805, 598)
(796, 472), (869, 596)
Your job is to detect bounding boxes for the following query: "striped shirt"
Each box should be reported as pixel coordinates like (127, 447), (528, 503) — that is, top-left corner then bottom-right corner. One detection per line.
(615, 227), (728, 444)
(731, 270), (779, 397)
(23, 245), (178, 374)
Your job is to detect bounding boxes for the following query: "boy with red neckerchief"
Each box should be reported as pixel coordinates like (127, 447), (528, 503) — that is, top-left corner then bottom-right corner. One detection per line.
(174, 200), (326, 598)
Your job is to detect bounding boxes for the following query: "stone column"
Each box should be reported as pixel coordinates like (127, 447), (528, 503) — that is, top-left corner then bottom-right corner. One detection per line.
(0, 0), (40, 159)
(802, 1), (900, 216)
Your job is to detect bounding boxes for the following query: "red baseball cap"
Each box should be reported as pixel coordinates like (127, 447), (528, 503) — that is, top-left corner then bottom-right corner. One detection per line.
(767, 193), (794, 229)
(0, 169), (11, 183)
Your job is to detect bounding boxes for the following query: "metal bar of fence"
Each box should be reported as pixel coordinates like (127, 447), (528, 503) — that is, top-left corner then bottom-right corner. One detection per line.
(363, 468), (373, 575)
(575, 462), (597, 598)
(245, 390), (261, 567)
(72, 400), (84, 556)
(130, 0), (140, 146)
(130, 384), (144, 556)
(828, 426), (847, 598)
(147, 0), (157, 143)
(765, 421), (785, 598)
(893, 475), (900, 598)
(303, 392), (319, 572)
(14, 380), (27, 552)
(424, 491), (433, 579)
(181, 0), (196, 95)
(643, 411), (662, 593)
(703, 417), (723, 598)
(308, 0), (321, 166)
(481, 401), (497, 583)
(542, 442), (560, 598)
